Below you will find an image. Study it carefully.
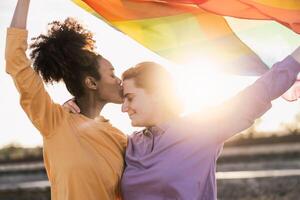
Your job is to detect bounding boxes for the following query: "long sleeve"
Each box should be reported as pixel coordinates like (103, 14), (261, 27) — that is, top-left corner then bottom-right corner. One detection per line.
(5, 28), (66, 137)
(189, 55), (300, 144)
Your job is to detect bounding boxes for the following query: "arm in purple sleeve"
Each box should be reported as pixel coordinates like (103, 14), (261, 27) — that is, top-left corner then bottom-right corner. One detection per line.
(188, 54), (300, 144)
(213, 56), (300, 143)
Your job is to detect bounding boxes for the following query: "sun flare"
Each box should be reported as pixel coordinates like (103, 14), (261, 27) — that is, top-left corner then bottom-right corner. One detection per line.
(169, 60), (257, 115)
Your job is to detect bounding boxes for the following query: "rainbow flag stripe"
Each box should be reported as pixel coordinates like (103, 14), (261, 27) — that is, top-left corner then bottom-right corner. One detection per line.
(168, 0), (300, 33)
(71, 0), (300, 74)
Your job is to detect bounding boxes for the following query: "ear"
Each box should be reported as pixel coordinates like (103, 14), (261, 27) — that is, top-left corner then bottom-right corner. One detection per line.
(84, 76), (98, 90)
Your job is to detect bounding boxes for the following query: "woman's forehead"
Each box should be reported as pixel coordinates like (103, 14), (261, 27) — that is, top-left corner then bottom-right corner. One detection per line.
(123, 79), (136, 91)
(123, 79), (147, 96)
(99, 57), (114, 71)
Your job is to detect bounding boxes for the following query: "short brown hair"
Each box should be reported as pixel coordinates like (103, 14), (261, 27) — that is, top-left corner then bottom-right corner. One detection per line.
(122, 62), (172, 93)
(122, 62), (183, 114)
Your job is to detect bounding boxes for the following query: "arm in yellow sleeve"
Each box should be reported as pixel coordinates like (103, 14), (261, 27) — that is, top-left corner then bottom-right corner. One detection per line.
(5, 28), (66, 137)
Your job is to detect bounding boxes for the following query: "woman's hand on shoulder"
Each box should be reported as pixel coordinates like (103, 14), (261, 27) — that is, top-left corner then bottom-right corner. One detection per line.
(63, 98), (81, 114)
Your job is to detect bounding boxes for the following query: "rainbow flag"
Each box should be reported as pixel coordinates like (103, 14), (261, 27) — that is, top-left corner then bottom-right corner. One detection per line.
(161, 0), (300, 34)
(72, 0), (273, 75)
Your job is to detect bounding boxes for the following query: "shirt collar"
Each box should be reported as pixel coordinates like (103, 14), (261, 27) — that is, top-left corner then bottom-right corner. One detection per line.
(144, 117), (177, 137)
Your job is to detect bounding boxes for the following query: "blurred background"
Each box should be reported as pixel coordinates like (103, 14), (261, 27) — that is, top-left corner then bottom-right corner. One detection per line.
(1, 0), (300, 199)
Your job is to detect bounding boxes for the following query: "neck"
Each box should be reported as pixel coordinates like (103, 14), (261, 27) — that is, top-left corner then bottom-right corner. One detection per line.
(76, 94), (106, 119)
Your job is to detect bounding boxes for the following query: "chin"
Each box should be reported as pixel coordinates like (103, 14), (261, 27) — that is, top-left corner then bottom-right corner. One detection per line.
(115, 99), (123, 104)
(131, 120), (143, 127)
(111, 97), (123, 104)
(131, 121), (138, 127)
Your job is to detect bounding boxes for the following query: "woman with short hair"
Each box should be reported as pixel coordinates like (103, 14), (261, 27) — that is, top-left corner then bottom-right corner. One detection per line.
(120, 52), (300, 199)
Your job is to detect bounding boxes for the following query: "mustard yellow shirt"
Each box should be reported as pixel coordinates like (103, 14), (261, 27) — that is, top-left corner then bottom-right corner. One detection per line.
(5, 28), (127, 200)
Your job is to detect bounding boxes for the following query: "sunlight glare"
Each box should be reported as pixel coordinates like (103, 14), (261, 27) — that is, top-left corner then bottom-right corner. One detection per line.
(170, 59), (256, 115)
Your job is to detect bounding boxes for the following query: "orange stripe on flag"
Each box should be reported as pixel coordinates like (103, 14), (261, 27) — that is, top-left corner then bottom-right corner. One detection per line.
(72, 0), (270, 75)
(143, 0), (300, 33)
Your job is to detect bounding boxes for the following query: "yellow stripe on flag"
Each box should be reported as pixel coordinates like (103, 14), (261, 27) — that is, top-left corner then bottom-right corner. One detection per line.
(72, 0), (270, 74)
(250, 0), (300, 10)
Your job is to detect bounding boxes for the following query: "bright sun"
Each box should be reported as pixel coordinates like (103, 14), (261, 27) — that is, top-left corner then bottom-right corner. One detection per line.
(168, 61), (257, 115)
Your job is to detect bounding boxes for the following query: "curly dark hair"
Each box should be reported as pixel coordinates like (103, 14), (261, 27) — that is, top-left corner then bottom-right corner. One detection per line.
(30, 17), (101, 97)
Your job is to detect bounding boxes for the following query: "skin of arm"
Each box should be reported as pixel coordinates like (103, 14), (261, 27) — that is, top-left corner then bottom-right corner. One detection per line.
(292, 46), (300, 63)
(10, 0), (30, 29)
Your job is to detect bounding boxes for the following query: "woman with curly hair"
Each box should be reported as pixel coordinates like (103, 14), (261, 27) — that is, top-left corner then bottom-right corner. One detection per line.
(6, 1), (126, 199)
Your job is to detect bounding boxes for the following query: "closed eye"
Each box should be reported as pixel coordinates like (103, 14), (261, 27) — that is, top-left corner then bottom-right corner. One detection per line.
(127, 97), (133, 102)
(124, 94), (134, 102)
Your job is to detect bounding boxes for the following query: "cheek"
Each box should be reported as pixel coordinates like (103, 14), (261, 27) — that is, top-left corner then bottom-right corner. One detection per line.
(107, 81), (118, 91)
(100, 83), (117, 96)
(138, 103), (153, 118)
(98, 87), (109, 98)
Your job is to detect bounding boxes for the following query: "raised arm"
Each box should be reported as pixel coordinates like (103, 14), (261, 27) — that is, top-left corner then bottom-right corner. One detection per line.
(189, 47), (300, 144)
(10, 0), (30, 29)
(5, 0), (65, 137)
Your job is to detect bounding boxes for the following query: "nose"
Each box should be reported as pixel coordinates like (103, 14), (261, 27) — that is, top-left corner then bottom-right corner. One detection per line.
(121, 101), (128, 113)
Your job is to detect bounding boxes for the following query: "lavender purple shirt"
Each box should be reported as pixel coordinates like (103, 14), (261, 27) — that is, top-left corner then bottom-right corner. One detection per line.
(121, 56), (300, 200)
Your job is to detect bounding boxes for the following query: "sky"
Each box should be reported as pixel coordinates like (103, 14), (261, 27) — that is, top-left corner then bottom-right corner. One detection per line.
(1, 0), (300, 147)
